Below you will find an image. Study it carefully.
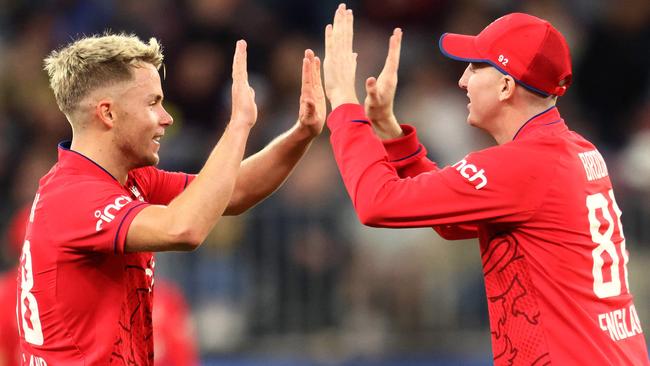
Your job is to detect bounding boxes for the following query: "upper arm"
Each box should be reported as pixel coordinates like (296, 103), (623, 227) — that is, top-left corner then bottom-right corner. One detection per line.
(125, 204), (199, 252)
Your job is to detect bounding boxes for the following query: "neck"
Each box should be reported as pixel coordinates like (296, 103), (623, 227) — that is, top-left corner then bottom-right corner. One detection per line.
(491, 102), (555, 145)
(70, 134), (130, 185)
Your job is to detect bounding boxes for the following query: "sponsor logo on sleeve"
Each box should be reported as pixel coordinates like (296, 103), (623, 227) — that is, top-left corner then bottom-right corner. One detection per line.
(452, 158), (488, 190)
(95, 196), (133, 231)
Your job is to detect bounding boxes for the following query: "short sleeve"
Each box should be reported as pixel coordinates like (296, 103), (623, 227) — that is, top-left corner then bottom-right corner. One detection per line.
(130, 167), (196, 205)
(46, 181), (150, 255)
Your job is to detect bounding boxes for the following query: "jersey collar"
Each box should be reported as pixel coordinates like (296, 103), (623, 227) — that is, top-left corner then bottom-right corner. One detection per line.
(512, 106), (566, 141)
(57, 141), (120, 183)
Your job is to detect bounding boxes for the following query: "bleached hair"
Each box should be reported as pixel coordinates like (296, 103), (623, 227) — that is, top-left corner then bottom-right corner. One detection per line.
(44, 32), (163, 114)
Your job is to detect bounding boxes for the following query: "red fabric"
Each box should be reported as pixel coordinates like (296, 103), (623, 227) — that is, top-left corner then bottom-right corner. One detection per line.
(439, 12), (572, 96)
(153, 281), (199, 366)
(328, 103), (650, 365)
(17, 142), (191, 365)
(7, 207), (30, 256)
(0, 268), (19, 366)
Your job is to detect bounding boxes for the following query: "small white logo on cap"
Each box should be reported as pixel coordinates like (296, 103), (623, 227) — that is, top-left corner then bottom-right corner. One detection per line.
(498, 54), (509, 66)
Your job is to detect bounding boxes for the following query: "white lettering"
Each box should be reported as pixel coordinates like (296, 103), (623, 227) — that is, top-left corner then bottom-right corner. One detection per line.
(578, 150), (609, 182)
(630, 305), (643, 335)
(598, 304), (644, 341)
(28, 355), (48, 366)
(95, 196), (132, 231)
(452, 159), (488, 190)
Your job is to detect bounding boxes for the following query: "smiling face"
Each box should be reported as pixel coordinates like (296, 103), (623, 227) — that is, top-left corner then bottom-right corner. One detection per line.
(111, 62), (173, 168)
(458, 63), (504, 130)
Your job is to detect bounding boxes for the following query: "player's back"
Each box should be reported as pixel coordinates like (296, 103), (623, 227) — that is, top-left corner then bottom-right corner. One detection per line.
(479, 123), (649, 365)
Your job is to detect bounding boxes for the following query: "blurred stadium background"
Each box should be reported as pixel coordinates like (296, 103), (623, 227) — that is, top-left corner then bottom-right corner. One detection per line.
(0, 0), (649, 365)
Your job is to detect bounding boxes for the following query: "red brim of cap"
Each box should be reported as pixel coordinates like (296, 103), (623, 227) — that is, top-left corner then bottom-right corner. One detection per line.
(438, 33), (483, 62)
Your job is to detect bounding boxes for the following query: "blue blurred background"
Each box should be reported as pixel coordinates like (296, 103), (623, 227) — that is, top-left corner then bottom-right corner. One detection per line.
(0, 0), (649, 365)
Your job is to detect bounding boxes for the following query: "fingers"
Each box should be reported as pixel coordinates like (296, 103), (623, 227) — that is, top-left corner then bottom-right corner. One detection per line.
(344, 9), (354, 52)
(312, 56), (325, 98)
(325, 24), (333, 58)
(232, 40), (248, 84)
(335, 5), (353, 52)
(329, 4), (354, 54)
(301, 50), (313, 98)
(381, 28), (402, 77)
(365, 77), (378, 100)
(333, 3), (346, 30)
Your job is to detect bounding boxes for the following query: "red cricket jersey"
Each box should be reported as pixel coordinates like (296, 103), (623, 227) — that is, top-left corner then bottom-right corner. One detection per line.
(17, 142), (193, 365)
(328, 104), (649, 365)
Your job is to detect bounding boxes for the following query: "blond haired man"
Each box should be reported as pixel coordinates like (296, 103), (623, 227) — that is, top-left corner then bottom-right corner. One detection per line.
(17, 33), (325, 365)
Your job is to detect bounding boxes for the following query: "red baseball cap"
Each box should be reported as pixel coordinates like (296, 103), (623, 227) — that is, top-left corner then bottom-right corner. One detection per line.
(439, 13), (572, 97)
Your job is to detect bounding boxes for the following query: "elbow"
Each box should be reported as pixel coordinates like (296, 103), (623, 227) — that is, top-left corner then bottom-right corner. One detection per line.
(168, 227), (205, 251)
(356, 203), (385, 227)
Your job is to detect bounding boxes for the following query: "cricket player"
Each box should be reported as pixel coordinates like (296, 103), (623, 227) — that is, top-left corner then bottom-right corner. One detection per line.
(323, 4), (650, 365)
(17, 33), (325, 364)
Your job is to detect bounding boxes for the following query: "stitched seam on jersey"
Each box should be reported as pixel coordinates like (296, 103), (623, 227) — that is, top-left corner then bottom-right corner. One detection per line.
(543, 119), (562, 126)
(512, 107), (557, 141)
(113, 203), (148, 254)
(389, 144), (423, 162)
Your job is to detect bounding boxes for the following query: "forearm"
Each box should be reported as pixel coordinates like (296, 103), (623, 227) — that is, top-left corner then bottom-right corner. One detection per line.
(225, 122), (316, 214)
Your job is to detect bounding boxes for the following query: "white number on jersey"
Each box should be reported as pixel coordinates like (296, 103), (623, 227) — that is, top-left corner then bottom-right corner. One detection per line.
(18, 193), (44, 345)
(20, 240), (44, 345)
(586, 190), (630, 298)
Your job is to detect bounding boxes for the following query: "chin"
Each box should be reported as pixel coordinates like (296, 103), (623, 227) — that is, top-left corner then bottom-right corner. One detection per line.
(134, 154), (159, 169)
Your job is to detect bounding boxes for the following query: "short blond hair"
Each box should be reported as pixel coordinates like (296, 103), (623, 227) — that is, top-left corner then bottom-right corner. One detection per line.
(44, 32), (163, 114)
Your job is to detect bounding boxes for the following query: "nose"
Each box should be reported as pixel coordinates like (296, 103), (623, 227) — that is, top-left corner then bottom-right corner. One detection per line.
(458, 65), (470, 90)
(161, 106), (173, 126)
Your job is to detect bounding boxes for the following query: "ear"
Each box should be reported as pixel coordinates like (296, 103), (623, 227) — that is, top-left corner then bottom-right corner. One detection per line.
(95, 99), (115, 129)
(498, 75), (516, 102)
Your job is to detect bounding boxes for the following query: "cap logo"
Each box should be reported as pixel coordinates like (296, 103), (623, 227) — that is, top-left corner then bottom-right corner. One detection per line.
(498, 54), (509, 67)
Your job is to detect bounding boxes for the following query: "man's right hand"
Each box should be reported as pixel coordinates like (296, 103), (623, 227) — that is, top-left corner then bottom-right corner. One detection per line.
(364, 28), (404, 140)
(323, 3), (360, 110)
(230, 40), (257, 129)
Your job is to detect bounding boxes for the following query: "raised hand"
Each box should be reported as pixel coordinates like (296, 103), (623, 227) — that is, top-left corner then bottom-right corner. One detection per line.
(230, 40), (257, 129)
(323, 3), (359, 109)
(298, 49), (326, 137)
(365, 28), (404, 139)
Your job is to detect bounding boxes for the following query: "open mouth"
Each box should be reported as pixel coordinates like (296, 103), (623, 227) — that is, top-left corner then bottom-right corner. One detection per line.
(152, 135), (163, 145)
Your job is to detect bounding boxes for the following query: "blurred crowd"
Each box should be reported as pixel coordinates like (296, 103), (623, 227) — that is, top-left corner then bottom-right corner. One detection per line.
(1, 0), (649, 364)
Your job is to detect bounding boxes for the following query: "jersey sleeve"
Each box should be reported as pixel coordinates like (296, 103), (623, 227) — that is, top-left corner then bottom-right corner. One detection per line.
(327, 103), (555, 228)
(45, 181), (150, 255)
(382, 124), (439, 177)
(381, 124), (478, 239)
(131, 167), (196, 205)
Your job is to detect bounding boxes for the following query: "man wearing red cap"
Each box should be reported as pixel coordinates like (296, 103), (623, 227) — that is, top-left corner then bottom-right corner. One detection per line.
(323, 4), (649, 365)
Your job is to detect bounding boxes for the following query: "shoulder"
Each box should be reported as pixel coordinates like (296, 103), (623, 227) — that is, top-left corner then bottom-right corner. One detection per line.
(446, 140), (562, 192)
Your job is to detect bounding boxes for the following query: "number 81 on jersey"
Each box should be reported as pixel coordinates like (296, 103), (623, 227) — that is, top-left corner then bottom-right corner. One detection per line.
(586, 190), (630, 299)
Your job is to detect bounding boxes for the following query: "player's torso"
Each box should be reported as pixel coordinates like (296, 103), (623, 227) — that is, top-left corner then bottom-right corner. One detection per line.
(477, 130), (648, 365)
(18, 165), (156, 365)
